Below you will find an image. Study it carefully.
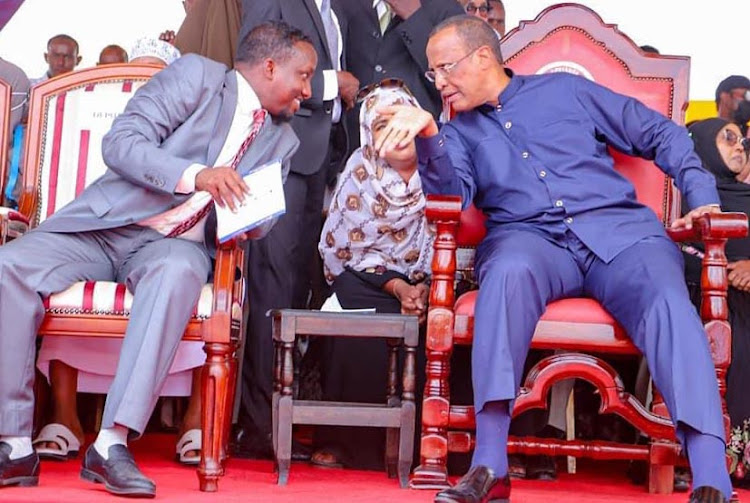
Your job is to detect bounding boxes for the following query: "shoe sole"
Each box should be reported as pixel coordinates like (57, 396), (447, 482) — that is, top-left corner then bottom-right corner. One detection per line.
(38, 451), (78, 462)
(0, 475), (39, 487)
(80, 468), (155, 498)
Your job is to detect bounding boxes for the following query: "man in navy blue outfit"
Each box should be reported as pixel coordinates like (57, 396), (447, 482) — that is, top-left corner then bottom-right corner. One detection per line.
(376, 15), (732, 503)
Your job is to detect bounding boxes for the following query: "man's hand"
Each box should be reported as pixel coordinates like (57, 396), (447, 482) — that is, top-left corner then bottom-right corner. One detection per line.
(195, 167), (250, 212)
(670, 205), (721, 230)
(337, 71), (359, 110)
(385, 0), (421, 20)
(728, 260), (750, 291)
(374, 105), (438, 158)
(159, 30), (176, 45)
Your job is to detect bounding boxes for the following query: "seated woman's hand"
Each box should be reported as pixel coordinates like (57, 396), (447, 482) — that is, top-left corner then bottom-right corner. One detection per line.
(728, 260), (750, 291)
(387, 279), (428, 323)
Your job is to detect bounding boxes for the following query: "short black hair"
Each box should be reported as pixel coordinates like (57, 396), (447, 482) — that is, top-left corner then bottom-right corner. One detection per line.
(236, 21), (313, 66)
(47, 34), (79, 54)
(639, 45), (660, 55)
(430, 15), (503, 64)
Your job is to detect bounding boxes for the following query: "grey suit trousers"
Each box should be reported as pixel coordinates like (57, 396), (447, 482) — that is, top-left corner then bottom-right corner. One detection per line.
(0, 225), (211, 437)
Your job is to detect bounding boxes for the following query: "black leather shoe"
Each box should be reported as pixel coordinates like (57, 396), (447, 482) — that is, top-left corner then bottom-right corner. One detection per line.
(434, 465), (510, 503)
(0, 442), (39, 488)
(80, 445), (156, 498)
(688, 486), (729, 503)
(525, 455), (557, 481)
(231, 426), (311, 462)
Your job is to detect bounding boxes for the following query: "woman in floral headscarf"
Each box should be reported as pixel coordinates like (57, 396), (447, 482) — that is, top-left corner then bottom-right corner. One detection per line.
(313, 80), (433, 469)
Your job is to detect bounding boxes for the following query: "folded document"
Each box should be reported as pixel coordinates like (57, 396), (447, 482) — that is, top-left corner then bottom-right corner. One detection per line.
(216, 159), (285, 243)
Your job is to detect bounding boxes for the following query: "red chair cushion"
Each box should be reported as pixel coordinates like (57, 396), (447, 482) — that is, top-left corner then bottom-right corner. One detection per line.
(453, 291), (637, 353)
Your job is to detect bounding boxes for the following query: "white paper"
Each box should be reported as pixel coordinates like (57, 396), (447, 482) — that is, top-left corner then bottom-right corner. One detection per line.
(215, 159), (285, 243)
(320, 293), (376, 313)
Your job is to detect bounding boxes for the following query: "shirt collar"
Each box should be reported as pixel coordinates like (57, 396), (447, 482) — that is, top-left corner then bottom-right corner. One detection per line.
(497, 68), (519, 105)
(478, 68), (518, 114)
(235, 72), (262, 116)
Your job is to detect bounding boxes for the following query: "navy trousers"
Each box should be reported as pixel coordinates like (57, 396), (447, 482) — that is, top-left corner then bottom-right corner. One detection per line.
(472, 228), (725, 442)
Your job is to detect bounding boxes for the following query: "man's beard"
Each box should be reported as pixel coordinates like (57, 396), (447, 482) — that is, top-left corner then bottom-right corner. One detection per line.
(271, 110), (294, 124)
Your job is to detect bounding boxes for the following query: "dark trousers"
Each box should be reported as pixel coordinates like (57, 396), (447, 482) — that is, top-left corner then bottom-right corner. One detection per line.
(240, 167), (328, 438)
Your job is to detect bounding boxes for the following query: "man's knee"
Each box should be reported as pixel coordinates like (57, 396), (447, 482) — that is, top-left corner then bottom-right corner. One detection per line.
(478, 252), (537, 286)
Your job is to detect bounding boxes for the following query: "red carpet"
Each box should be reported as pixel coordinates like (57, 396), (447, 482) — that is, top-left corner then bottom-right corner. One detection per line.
(2, 435), (747, 502)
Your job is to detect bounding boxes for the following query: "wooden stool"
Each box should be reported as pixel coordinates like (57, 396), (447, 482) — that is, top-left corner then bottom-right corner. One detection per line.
(271, 309), (419, 487)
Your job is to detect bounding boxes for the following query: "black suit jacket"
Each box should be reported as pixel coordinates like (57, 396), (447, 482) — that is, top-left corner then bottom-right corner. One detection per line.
(239, 0), (347, 176)
(340, 0), (463, 150)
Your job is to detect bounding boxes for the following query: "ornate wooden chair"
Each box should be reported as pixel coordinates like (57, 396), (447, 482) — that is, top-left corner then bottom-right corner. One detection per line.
(0, 77), (13, 230)
(0, 65), (244, 492)
(411, 3), (749, 494)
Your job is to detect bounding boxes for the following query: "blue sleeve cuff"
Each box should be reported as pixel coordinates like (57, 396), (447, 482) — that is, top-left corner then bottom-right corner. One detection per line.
(685, 185), (721, 210)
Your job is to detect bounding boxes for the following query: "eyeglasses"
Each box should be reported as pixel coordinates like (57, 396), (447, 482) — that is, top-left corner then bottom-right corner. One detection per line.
(356, 78), (408, 103)
(723, 128), (750, 152)
(729, 89), (750, 102)
(424, 47), (481, 83)
(464, 3), (489, 15)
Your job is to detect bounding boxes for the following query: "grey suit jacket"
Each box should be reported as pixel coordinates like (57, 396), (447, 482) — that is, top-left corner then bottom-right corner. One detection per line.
(38, 54), (300, 243)
(239, 0), (347, 176)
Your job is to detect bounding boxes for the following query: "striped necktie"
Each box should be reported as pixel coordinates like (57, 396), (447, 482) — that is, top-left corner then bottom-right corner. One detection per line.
(375, 0), (392, 34)
(320, 0), (339, 67)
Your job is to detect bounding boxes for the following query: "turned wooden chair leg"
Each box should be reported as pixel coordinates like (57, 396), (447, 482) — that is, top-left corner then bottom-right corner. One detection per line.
(275, 340), (294, 485)
(385, 338), (400, 479)
(220, 343), (238, 465)
(198, 342), (230, 492)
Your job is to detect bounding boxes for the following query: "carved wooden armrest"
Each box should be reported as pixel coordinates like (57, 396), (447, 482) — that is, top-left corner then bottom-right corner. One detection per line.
(0, 206), (30, 244)
(202, 240), (244, 344)
(667, 212), (748, 324)
(426, 195), (463, 312)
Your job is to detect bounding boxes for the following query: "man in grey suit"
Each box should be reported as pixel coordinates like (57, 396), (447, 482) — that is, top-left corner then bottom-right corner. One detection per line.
(234, 0), (359, 459)
(0, 22), (316, 498)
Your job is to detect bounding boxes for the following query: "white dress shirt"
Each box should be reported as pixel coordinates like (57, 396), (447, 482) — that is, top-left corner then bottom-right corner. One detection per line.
(315, 0), (344, 123)
(138, 72), (263, 242)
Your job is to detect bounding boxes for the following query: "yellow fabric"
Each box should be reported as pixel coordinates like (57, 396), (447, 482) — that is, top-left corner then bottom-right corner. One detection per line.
(686, 100), (717, 124)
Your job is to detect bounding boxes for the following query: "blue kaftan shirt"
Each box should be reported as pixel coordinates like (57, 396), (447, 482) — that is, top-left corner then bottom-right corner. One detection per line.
(416, 70), (719, 262)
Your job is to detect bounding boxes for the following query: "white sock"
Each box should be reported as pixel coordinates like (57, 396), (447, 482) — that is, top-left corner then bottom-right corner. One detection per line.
(0, 435), (33, 460)
(93, 425), (128, 460)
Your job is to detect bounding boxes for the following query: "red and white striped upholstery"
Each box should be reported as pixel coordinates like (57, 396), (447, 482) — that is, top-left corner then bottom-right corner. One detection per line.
(36, 80), (146, 225)
(43, 281), (242, 321)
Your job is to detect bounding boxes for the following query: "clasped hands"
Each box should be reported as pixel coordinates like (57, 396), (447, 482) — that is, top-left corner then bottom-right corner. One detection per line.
(385, 278), (428, 323)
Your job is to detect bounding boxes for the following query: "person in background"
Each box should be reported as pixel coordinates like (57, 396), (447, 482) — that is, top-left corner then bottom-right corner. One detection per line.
(0, 57), (29, 207)
(314, 80), (432, 469)
(486, 0), (505, 37)
(32, 38), (204, 468)
(30, 34), (81, 86)
(459, 0), (489, 20)
(232, 0), (359, 461)
(97, 45), (128, 65)
(684, 118), (750, 488)
(173, 0), (241, 68)
(715, 75), (750, 130)
(339, 0), (464, 154)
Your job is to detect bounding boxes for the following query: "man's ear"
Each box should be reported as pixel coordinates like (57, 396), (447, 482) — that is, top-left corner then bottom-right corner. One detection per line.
(76, 55), (82, 67)
(43, 52), (49, 64)
(262, 58), (276, 80)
